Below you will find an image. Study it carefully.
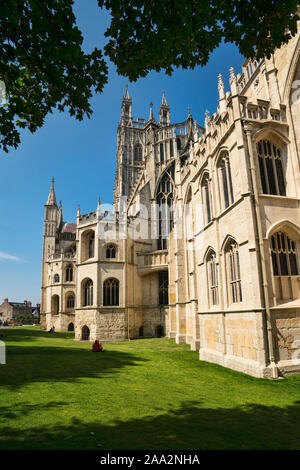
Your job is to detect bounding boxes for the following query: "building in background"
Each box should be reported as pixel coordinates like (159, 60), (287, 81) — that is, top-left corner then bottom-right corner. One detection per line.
(0, 299), (32, 322)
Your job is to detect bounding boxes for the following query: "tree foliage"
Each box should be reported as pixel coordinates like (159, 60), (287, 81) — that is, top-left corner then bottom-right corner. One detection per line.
(0, 0), (299, 152)
(99, 0), (300, 80)
(0, 0), (107, 152)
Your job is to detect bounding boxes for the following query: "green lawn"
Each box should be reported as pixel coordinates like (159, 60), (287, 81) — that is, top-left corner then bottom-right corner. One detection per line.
(0, 327), (299, 450)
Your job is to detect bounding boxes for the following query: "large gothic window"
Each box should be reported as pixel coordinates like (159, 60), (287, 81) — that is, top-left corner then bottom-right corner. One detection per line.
(218, 153), (234, 210)
(257, 140), (286, 196)
(83, 279), (93, 306)
(206, 250), (219, 306)
(156, 164), (175, 250)
(201, 173), (212, 225)
(103, 278), (119, 306)
(158, 271), (169, 305)
(225, 240), (242, 304)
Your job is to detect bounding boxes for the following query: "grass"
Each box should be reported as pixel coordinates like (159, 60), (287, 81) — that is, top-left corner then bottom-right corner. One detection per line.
(0, 327), (300, 450)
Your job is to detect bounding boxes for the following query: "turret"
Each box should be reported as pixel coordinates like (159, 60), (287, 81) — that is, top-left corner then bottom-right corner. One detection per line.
(159, 90), (170, 125)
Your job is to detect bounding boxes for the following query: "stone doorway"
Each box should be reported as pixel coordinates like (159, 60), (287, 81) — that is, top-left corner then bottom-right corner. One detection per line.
(81, 325), (90, 341)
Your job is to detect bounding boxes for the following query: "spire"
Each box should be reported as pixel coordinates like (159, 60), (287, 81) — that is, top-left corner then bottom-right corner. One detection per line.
(121, 85), (132, 123)
(46, 177), (57, 206)
(159, 91), (170, 125)
(187, 106), (192, 118)
(161, 90), (167, 106)
(123, 83), (130, 100)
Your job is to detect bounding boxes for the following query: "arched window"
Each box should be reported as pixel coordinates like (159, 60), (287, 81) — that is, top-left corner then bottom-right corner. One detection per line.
(218, 152), (234, 209)
(206, 250), (219, 306)
(51, 295), (59, 315)
(134, 145), (142, 162)
(103, 278), (119, 306)
(54, 274), (60, 283)
(66, 293), (75, 310)
(158, 271), (169, 305)
(83, 279), (93, 306)
(271, 231), (299, 276)
(257, 140), (285, 196)
(65, 264), (73, 282)
(106, 244), (116, 259)
(81, 230), (95, 262)
(176, 137), (181, 151)
(170, 140), (174, 157)
(201, 173), (212, 225)
(68, 322), (74, 332)
(156, 164), (174, 250)
(270, 231), (299, 301)
(160, 143), (164, 162)
(88, 232), (95, 258)
(225, 240), (242, 304)
(185, 187), (194, 240)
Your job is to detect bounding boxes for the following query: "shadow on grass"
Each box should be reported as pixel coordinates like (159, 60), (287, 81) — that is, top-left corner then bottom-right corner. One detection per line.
(1, 327), (75, 342)
(0, 401), (69, 420)
(0, 400), (300, 450)
(0, 330), (148, 389)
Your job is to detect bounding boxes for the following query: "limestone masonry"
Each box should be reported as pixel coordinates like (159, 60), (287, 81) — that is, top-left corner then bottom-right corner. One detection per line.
(40, 26), (300, 378)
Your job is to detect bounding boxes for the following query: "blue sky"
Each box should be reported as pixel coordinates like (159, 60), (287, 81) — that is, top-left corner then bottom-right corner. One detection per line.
(0, 0), (245, 305)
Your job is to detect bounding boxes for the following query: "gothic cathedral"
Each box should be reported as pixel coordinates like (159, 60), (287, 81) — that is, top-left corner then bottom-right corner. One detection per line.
(41, 28), (300, 378)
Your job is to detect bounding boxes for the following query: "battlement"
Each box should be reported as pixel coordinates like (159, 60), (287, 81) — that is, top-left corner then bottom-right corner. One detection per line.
(78, 212), (97, 224)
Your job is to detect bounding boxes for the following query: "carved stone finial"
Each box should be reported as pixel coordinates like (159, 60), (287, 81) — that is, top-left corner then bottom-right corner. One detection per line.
(229, 67), (235, 84)
(218, 73), (224, 92)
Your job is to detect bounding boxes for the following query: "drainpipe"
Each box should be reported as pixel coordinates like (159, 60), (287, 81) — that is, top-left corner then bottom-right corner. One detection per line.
(243, 121), (278, 379)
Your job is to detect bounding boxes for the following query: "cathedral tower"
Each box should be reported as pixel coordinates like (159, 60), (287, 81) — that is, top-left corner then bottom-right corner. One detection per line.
(114, 86), (146, 210)
(41, 178), (59, 316)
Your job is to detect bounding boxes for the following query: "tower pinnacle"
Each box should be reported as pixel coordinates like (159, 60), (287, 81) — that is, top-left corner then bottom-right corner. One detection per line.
(46, 177), (57, 206)
(159, 90), (170, 125)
